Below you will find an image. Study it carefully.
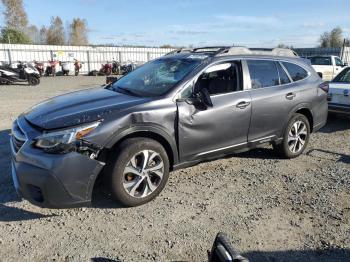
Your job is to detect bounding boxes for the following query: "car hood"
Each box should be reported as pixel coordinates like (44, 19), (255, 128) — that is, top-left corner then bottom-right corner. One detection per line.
(24, 87), (148, 130)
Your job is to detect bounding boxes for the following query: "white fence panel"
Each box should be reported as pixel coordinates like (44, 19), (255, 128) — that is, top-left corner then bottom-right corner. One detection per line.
(0, 44), (174, 74)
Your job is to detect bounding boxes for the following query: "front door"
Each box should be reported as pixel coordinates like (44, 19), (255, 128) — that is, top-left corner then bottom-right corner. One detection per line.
(176, 61), (252, 162)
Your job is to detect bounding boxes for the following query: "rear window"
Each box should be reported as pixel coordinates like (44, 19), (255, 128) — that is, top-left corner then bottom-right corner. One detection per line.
(282, 62), (309, 81)
(309, 57), (332, 66)
(247, 60), (279, 89)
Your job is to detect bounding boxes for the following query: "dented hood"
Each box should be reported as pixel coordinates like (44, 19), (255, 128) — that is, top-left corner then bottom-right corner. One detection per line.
(24, 87), (147, 130)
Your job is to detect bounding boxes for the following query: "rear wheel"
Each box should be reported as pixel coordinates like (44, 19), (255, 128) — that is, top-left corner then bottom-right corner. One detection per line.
(28, 75), (40, 86)
(106, 138), (169, 206)
(273, 113), (310, 158)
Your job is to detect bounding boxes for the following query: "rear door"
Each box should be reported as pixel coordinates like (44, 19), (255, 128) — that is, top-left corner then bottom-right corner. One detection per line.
(246, 59), (297, 142)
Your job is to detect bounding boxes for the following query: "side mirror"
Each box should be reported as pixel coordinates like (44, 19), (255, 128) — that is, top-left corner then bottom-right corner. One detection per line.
(199, 88), (213, 107)
(208, 232), (249, 262)
(185, 88), (213, 109)
(343, 62), (348, 67)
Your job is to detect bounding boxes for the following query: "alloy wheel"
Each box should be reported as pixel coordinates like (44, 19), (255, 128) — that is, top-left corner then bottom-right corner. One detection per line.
(122, 150), (164, 198)
(287, 120), (308, 154)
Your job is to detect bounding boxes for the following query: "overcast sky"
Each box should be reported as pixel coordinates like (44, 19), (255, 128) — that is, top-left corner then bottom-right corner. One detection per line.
(1, 0), (350, 47)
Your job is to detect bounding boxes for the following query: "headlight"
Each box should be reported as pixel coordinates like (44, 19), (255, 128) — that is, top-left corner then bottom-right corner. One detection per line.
(35, 122), (101, 150)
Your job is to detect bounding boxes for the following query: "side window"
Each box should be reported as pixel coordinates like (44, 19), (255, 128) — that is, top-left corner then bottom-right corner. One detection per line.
(335, 57), (343, 67)
(247, 60), (279, 89)
(195, 61), (242, 96)
(309, 57), (332, 65)
(282, 62), (309, 82)
(276, 62), (291, 85)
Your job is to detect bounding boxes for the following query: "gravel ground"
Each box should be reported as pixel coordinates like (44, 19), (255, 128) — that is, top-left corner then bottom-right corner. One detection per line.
(0, 76), (349, 262)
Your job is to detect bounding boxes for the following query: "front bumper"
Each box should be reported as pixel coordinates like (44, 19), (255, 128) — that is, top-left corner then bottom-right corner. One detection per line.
(328, 103), (350, 115)
(10, 117), (105, 208)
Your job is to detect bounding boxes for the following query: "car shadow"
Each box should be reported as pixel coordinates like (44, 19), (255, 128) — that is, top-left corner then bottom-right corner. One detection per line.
(0, 129), (55, 222)
(90, 181), (125, 209)
(320, 113), (350, 133)
(232, 147), (280, 160)
(90, 248), (350, 262)
(243, 248), (350, 262)
(306, 148), (350, 164)
(90, 258), (121, 262)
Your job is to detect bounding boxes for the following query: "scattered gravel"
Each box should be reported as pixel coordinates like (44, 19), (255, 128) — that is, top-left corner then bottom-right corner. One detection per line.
(0, 76), (349, 261)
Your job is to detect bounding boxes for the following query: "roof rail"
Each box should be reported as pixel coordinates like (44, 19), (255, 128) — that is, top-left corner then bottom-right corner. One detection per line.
(165, 48), (193, 55)
(217, 47), (299, 57)
(192, 46), (228, 54)
(165, 46), (299, 58)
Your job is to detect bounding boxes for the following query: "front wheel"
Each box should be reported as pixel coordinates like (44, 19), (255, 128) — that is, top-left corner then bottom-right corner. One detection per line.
(273, 113), (310, 159)
(28, 75), (40, 86)
(106, 138), (169, 207)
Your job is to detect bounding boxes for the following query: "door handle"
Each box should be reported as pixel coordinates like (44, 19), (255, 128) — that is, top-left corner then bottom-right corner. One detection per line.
(236, 101), (250, 109)
(285, 92), (295, 100)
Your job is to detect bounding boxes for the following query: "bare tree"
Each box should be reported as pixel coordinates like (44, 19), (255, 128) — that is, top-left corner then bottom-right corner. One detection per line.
(1, 0), (28, 30)
(46, 16), (65, 45)
(38, 26), (47, 44)
(26, 25), (40, 44)
(276, 43), (294, 49)
(319, 27), (344, 48)
(320, 32), (331, 48)
(68, 18), (88, 46)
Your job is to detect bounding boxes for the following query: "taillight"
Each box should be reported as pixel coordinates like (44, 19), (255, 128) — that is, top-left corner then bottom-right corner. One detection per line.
(319, 82), (329, 93)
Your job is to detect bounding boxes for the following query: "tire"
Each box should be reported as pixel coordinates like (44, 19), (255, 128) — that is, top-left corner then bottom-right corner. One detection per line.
(28, 76), (40, 86)
(105, 138), (170, 207)
(273, 113), (310, 159)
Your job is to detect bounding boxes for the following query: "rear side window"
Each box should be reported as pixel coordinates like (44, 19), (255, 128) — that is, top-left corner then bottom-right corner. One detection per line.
(282, 62), (309, 81)
(247, 60), (279, 89)
(276, 62), (291, 84)
(309, 57), (332, 66)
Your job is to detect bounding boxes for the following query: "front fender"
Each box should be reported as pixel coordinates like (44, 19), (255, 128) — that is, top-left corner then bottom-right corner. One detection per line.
(104, 124), (179, 165)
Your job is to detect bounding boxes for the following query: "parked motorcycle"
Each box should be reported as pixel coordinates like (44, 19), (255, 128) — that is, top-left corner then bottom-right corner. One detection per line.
(99, 62), (112, 76)
(120, 61), (138, 75)
(0, 61), (40, 86)
(74, 59), (83, 76)
(112, 59), (121, 75)
(34, 61), (44, 77)
(60, 61), (70, 76)
(45, 60), (58, 77)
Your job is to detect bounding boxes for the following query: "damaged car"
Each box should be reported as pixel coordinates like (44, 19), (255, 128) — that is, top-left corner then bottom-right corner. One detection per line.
(10, 47), (328, 208)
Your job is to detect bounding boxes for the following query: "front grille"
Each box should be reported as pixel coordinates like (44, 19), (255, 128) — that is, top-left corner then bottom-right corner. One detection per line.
(11, 120), (26, 153)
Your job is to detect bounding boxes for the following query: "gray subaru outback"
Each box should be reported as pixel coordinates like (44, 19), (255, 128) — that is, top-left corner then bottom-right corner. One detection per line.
(10, 47), (328, 208)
